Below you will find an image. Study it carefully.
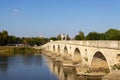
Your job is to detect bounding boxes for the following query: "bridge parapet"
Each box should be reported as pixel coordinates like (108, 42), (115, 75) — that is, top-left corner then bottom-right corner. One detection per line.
(49, 40), (120, 49)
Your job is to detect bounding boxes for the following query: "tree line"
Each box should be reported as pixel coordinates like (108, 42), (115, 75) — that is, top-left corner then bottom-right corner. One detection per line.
(49, 28), (120, 40)
(0, 30), (49, 46)
(74, 28), (120, 40)
(0, 28), (120, 46)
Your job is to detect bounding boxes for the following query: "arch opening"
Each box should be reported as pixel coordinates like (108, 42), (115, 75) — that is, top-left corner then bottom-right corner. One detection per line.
(63, 46), (69, 59)
(57, 45), (60, 53)
(91, 51), (109, 73)
(53, 45), (55, 52)
(64, 46), (68, 55)
(72, 48), (82, 64)
(116, 54), (120, 64)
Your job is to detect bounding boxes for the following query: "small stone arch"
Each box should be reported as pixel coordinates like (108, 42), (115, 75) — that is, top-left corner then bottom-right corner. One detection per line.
(64, 46), (68, 55)
(116, 54), (120, 64)
(53, 45), (55, 52)
(90, 51), (110, 73)
(57, 45), (60, 53)
(63, 46), (69, 58)
(72, 48), (82, 64)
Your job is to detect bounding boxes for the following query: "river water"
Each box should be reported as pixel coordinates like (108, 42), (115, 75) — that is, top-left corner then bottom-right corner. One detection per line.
(0, 54), (102, 80)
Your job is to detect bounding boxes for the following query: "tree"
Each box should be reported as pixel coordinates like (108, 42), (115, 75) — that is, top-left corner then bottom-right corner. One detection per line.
(0, 30), (9, 45)
(0, 30), (49, 46)
(105, 29), (120, 40)
(99, 33), (105, 40)
(0, 31), (2, 45)
(57, 34), (61, 40)
(86, 32), (103, 40)
(66, 34), (70, 40)
(49, 37), (57, 41)
(74, 31), (85, 40)
(8, 36), (16, 44)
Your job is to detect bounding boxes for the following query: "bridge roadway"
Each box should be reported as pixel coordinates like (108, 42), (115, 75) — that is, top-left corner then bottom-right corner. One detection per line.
(41, 40), (120, 73)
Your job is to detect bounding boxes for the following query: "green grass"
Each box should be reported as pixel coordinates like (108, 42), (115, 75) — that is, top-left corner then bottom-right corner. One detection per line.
(0, 46), (41, 56)
(0, 46), (14, 56)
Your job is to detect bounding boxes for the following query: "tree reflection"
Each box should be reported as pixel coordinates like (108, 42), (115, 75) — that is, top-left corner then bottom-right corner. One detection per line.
(0, 56), (8, 79)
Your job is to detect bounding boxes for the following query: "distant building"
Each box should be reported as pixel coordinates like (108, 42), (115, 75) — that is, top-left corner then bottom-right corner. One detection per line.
(60, 33), (67, 40)
(16, 44), (30, 47)
(16, 44), (24, 47)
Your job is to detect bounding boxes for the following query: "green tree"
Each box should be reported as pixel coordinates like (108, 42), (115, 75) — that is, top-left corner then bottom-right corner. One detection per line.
(57, 34), (61, 40)
(8, 36), (16, 44)
(66, 34), (70, 40)
(0, 31), (2, 45)
(0, 30), (9, 45)
(86, 32), (102, 40)
(74, 31), (85, 40)
(0, 30), (49, 46)
(105, 29), (120, 40)
(49, 37), (57, 41)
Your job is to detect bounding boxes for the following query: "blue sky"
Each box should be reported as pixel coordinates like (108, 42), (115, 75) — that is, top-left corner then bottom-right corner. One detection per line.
(0, 0), (120, 38)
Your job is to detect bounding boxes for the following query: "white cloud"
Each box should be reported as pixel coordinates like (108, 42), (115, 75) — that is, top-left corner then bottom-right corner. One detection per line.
(11, 8), (20, 16)
(13, 9), (19, 13)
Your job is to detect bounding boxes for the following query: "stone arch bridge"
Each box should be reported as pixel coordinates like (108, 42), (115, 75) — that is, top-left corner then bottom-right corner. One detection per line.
(41, 40), (120, 72)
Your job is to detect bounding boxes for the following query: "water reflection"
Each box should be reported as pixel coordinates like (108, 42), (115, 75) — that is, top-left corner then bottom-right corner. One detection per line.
(0, 57), (8, 72)
(45, 56), (102, 80)
(0, 54), (102, 80)
(0, 54), (58, 80)
(0, 57), (8, 80)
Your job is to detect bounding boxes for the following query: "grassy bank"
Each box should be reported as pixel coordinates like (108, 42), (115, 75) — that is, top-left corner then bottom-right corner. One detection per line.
(0, 46), (14, 56)
(0, 46), (41, 56)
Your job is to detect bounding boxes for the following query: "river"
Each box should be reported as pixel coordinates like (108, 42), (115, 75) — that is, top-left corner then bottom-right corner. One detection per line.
(0, 54), (102, 80)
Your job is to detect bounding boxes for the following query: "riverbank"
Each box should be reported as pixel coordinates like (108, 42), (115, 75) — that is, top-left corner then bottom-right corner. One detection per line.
(0, 46), (41, 56)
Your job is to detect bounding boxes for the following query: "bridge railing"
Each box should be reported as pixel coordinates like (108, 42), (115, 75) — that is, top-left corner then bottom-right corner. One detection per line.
(49, 40), (120, 49)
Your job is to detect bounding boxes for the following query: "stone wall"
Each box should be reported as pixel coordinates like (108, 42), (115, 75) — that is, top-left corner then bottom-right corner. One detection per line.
(49, 40), (120, 49)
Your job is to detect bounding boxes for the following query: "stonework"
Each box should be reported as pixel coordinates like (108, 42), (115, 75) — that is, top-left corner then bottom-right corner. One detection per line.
(41, 40), (120, 73)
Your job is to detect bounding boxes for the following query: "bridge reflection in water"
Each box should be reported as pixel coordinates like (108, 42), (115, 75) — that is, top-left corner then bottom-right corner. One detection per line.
(45, 55), (102, 80)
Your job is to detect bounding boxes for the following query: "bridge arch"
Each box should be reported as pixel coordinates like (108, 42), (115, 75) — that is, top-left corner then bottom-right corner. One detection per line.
(64, 46), (68, 55)
(116, 54), (120, 64)
(72, 48), (82, 64)
(90, 51), (110, 72)
(63, 46), (70, 58)
(57, 45), (60, 53)
(53, 45), (55, 52)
